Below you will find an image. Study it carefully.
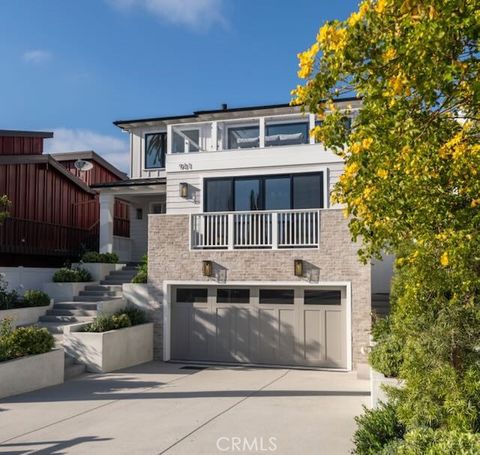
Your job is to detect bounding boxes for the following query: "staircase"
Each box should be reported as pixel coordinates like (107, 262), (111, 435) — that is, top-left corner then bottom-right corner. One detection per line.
(38, 264), (138, 380)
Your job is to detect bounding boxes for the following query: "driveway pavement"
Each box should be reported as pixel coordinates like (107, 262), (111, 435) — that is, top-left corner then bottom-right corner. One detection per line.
(0, 362), (369, 455)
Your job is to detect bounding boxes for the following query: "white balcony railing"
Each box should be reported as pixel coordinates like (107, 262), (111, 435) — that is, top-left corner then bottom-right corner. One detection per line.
(191, 209), (320, 250)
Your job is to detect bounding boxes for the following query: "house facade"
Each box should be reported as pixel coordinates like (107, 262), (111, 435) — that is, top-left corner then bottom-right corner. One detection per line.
(95, 100), (376, 372)
(0, 130), (130, 266)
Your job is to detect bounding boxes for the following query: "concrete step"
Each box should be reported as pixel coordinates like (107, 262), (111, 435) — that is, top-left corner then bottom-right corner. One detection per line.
(100, 279), (130, 285)
(85, 284), (122, 292)
(64, 363), (86, 381)
(39, 315), (92, 323)
(78, 290), (122, 297)
(37, 322), (74, 334)
(108, 271), (137, 277)
(47, 308), (97, 317)
(122, 266), (139, 271)
(73, 295), (123, 302)
(54, 302), (98, 311)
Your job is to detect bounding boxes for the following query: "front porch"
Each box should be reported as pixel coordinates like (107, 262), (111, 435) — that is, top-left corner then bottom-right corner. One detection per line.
(92, 178), (166, 263)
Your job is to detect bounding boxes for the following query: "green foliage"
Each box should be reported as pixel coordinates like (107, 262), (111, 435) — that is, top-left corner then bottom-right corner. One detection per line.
(52, 267), (92, 283)
(394, 428), (480, 455)
(0, 319), (54, 362)
(21, 290), (50, 307)
(81, 251), (119, 263)
(0, 195), (10, 225)
(81, 308), (147, 333)
(353, 401), (405, 454)
(132, 255), (147, 283)
(369, 317), (404, 378)
(122, 306), (147, 325)
(0, 275), (18, 310)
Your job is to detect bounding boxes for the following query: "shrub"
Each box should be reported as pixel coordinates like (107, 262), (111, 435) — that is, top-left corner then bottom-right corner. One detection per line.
(394, 428), (480, 455)
(0, 319), (54, 362)
(132, 255), (147, 283)
(21, 290), (50, 307)
(123, 306), (147, 325)
(81, 308), (146, 333)
(369, 317), (404, 378)
(81, 251), (119, 263)
(0, 275), (18, 310)
(353, 401), (405, 455)
(52, 267), (92, 283)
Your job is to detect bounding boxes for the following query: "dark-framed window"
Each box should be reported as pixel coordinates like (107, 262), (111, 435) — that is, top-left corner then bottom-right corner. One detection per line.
(304, 290), (341, 305)
(259, 289), (294, 305)
(145, 133), (167, 169)
(176, 288), (208, 303)
(217, 288), (250, 304)
(204, 172), (324, 212)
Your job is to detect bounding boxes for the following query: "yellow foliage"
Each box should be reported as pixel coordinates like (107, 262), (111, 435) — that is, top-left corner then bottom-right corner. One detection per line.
(440, 252), (449, 267)
(377, 169), (389, 179)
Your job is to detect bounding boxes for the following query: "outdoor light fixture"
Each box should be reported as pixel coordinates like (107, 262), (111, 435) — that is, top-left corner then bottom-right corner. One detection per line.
(294, 259), (304, 277)
(202, 260), (213, 277)
(179, 182), (188, 198)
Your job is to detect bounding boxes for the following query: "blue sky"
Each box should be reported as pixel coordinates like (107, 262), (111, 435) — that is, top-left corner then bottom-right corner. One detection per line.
(0, 0), (360, 172)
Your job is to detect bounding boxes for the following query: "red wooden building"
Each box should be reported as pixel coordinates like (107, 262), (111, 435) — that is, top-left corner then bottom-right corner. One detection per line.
(0, 130), (129, 266)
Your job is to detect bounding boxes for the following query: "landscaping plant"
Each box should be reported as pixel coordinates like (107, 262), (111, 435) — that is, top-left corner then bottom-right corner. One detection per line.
(81, 308), (147, 333)
(0, 195), (10, 225)
(292, 0), (480, 451)
(0, 275), (18, 310)
(21, 290), (50, 307)
(0, 318), (54, 362)
(132, 255), (147, 283)
(52, 267), (92, 283)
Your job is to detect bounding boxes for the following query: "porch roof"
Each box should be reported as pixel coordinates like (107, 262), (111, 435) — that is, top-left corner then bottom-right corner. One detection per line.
(91, 177), (166, 189)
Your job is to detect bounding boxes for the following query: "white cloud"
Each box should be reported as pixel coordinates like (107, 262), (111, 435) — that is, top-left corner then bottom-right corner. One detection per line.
(107, 0), (226, 29)
(44, 128), (130, 173)
(23, 50), (52, 64)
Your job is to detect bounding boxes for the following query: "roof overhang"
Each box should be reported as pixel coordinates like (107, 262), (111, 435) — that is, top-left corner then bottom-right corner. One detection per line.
(91, 178), (166, 196)
(0, 129), (53, 138)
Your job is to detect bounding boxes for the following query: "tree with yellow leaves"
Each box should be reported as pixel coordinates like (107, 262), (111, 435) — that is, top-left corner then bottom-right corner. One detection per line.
(293, 0), (480, 452)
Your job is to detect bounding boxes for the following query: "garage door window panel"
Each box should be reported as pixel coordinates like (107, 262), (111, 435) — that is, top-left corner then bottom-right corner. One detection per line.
(259, 289), (294, 305)
(304, 290), (341, 305)
(217, 288), (250, 304)
(176, 288), (208, 303)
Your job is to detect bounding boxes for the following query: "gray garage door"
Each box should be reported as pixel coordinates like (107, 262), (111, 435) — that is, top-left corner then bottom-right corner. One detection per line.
(171, 286), (347, 369)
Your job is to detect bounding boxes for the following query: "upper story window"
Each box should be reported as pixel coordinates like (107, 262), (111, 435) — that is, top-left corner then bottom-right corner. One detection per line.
(228, 125), (260, 149)
(172, 129), (200, 153)
(265, 122), (308, 147)
(145, 132), (167, 169)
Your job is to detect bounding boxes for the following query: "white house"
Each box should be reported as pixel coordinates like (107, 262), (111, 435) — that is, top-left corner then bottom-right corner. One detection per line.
(93, 99), (390, 373)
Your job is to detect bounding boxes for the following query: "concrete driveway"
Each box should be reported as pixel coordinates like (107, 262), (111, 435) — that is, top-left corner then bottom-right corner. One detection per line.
(0, 362), (369, 455)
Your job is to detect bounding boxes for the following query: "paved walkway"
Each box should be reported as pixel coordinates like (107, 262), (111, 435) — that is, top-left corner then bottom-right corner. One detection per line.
(0, 362), (369, 454)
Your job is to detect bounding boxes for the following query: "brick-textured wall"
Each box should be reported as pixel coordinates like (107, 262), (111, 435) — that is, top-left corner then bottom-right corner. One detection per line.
(148, 209), (371, 367)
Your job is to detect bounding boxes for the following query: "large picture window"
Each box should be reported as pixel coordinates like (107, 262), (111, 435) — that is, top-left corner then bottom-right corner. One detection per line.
(145, 133), (166, 169)
(204, 172), (324, 212)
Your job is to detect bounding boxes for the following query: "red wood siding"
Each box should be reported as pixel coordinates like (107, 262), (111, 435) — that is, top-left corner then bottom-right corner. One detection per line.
(0, 136), (43, 155)
(59, 159), (121, 185)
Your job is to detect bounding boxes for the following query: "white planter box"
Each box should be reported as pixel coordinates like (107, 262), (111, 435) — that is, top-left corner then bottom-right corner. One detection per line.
(43, 282), (97, 303)
(73, 263), (126, 282)
(0, 349), (64, 399)
(370, 369), (402, 408)
(64, 323), (153, 373)
(0, 299), (53, 327)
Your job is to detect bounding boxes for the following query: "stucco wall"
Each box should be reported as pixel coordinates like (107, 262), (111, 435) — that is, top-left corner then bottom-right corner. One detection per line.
(148, 209), (371, 367)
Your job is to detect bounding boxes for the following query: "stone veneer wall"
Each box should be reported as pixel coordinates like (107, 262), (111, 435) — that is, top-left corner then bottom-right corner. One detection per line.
(148, 209), (371, 367)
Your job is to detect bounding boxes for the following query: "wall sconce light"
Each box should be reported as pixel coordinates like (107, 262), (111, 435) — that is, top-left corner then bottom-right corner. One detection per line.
(202, 260), (213, 277)
(179, 182), (188, 198)
(294, 259), (304, 277)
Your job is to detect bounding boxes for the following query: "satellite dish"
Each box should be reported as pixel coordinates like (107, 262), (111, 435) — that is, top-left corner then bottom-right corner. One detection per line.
(74, 159), (94, 172)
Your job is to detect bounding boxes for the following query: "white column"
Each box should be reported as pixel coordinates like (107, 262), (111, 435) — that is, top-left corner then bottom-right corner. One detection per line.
(211, 121), (218, 151)
(166, 125), (173, 154)
(99, 193), (114, 253)
(309, 113), (316, 144)
(259, 117), (265, 148)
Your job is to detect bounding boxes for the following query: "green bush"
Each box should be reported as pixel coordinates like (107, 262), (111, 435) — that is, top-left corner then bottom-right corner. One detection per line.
(81, 251), (119, 263)
(132, 255), (147, 283)
(353, 401), (405, 455)
(394, 428), (480, 455)
(81, 308), (146, 333)
(52, 267), (92, 283)
(21, 290), (50, 307)
(0, 319), (54, 362)
(123, 306), (147, 325)
(0, 275), (18, 310)
(369, 317), (404, 378)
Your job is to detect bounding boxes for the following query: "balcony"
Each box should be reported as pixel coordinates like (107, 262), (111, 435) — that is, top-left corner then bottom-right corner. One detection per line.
(190, 209), (320, 250)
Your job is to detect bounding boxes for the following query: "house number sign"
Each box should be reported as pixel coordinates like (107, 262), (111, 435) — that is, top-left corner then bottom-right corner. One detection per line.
(178, 163), (193, 170)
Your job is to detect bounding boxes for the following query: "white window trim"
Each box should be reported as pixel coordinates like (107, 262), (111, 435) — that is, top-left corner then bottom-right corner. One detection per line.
(143, 130), (167, 172)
